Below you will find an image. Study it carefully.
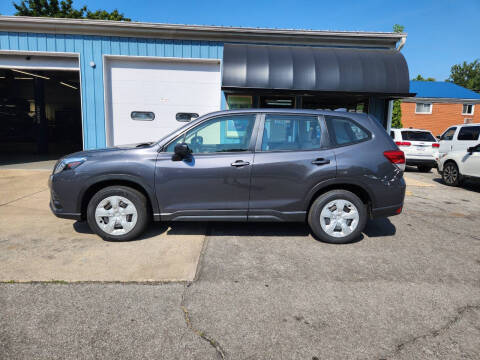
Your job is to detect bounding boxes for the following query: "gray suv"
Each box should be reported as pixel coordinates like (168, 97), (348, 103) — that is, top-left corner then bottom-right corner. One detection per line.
(49, 109), (406, 244)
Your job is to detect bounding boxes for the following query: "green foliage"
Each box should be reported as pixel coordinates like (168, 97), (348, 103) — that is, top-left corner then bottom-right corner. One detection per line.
(412, 74), (436, 81)
(392, 24), (405, 33)
(391, 100), (402, 128)
(13, 0), (130, 21)
(447, 59), (480, 92)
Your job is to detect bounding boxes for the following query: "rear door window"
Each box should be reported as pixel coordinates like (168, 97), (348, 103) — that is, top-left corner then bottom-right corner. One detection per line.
(457, 126), (480, 141)
(260, 114), (322, 151)
(401, 131), (436, 142)
(325, 116), (370, 146)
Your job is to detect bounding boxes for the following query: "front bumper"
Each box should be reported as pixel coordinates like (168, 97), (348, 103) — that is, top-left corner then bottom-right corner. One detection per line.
(48, 174), (82, 220)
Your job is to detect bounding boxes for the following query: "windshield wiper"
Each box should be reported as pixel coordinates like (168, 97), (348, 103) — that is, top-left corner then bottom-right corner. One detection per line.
(136, 142), (154, 148)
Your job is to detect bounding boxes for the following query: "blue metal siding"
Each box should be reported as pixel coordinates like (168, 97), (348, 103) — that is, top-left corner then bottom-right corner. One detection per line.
(0, 31), (223, 149)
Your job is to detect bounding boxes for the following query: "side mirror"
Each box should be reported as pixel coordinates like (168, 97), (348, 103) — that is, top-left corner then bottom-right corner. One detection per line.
(176, 112), (199, 122)
(436, 135), (441, 140)
(173, 142), (192, 161)
(467, 147), (474, 154)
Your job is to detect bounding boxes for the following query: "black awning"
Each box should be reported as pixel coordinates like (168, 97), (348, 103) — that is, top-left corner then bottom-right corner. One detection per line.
(222, 44), (411, 96)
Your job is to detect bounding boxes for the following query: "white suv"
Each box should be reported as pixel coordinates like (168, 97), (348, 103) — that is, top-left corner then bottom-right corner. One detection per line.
(438, 143), (480, 186)
(437, 124), (480, 155)
(390, 128), (439, 172)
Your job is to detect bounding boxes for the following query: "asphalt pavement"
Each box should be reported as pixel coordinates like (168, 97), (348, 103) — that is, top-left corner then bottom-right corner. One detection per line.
(1, 168), (479, 359)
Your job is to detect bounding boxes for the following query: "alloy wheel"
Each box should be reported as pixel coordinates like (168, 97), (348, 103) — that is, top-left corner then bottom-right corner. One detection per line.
(444, 164), (457, 185)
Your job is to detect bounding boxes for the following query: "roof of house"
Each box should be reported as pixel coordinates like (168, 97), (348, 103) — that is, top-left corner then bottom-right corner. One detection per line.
(410, 81), (480, 100)
(0, 16), (405, 48)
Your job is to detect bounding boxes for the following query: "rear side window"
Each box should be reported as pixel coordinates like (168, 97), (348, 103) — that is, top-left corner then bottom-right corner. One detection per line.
(401, 131), (436, 142)
(325, 116), (370, 146)
(457, 126), (480, 141)
(261, 114), (322, 151)
(441, 127), (456, 141)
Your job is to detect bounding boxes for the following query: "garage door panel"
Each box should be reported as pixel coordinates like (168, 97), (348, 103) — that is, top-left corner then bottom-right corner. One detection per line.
(111, 82), (219, 107)
(106, 58), (221, 146)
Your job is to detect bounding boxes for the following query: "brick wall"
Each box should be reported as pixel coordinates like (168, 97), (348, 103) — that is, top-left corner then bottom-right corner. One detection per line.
(400, 102), (480, 136)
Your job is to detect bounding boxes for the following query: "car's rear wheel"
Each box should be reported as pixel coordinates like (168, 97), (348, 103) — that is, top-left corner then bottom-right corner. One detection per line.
(87, 186), (149, 241)
(308, 190), (367, 244)
(442, 162), (462, 187)
(417, 165), (432, 172)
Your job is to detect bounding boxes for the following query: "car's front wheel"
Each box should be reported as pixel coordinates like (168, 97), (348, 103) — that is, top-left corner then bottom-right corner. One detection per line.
(442, 162), (462, 187)
(87, 186), (149, 241)
(308, 190), (367, 244)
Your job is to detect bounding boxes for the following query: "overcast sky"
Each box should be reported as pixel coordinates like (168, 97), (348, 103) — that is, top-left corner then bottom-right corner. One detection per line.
(1, 0), (479, 81)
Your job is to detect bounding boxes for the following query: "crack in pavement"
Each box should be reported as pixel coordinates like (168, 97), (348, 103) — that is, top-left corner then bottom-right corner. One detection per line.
(181, 282), (226, 359)
(382, 303), (480, 359)
(0, 188), (48, 207)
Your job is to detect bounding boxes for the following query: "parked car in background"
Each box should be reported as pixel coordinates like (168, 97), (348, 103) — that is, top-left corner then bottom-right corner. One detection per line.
(49, 109), (406, 244)
(438, 143), (480, 186)
(438, 124), (480, 155)
(390, 128), (439, 172)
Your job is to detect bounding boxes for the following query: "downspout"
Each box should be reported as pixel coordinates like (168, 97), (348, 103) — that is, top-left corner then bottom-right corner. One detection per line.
(397, 35), (407, 51)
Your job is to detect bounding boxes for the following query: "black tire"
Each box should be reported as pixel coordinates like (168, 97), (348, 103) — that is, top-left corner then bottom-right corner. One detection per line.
(308, 190), (367, 244)
(442, 162), (462, 187)
(87, 186), (150, 241)
(417, 165), (432, 173)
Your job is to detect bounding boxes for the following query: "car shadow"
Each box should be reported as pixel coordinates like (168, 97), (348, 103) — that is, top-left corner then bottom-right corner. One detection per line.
(363, 218), (396, 237)
(74, 217), (396, 243)
(432, 177), (480, 193)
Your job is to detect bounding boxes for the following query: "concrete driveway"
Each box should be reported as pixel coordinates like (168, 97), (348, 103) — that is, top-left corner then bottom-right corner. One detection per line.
(0, 169), (206, 282)
(1, 168), (479, 359)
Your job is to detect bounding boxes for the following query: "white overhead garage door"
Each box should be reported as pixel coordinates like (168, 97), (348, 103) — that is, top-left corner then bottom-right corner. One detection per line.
(105, 57), (221, 146)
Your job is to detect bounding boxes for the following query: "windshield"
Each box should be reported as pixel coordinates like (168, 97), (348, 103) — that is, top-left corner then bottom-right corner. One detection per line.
(401, 131), (436, 142)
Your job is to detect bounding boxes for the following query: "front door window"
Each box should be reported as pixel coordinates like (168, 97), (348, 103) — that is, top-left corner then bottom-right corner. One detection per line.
(166, 114), (256, 153)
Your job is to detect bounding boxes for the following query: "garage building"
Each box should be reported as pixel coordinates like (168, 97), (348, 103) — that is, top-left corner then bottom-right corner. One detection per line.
(0, 16), (411, 160)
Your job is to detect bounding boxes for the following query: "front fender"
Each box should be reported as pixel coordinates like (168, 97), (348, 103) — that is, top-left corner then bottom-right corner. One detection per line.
(76, 173), (160, 216)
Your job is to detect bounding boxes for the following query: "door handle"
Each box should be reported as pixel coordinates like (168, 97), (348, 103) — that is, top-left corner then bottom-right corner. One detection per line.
(231, 160), (250, 167)
(312, 158), (330, 166)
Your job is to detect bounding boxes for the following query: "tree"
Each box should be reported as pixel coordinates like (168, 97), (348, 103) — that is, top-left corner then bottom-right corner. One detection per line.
(391, 100), (402, 128)
(412, 74), (436, 81)
(447, 59), (480, 92)
(393, 24), (405, 33)
(13, 0), (130, 21)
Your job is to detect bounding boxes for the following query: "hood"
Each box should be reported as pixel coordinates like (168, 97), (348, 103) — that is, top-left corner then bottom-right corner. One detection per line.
(64, 142), (156, 159)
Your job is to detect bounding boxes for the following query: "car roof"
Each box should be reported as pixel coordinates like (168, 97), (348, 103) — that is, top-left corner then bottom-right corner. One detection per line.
(204, 108), (369, 118)
(394, 128), (433, 133)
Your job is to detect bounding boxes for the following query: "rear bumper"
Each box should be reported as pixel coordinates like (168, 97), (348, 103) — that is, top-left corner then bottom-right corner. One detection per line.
(371, 203), (404, 218)
(406, 158), (437, 167)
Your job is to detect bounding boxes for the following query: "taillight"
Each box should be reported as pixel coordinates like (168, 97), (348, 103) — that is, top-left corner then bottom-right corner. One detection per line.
(384, 150), (406, 171)
(395, 141), (411, 146)
(432, 143), (440, 148)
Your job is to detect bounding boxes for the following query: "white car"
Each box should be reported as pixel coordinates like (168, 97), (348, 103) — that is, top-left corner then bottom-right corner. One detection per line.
(390, 128), (439, 172)
(438, 124), (480, 155)
(438, 143), (480, 186)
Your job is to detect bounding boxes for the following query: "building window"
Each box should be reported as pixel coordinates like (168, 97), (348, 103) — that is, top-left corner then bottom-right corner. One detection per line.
(415, 103), (432, 114)
(227, 95), (252, 109)
(462, 104), (474, 115)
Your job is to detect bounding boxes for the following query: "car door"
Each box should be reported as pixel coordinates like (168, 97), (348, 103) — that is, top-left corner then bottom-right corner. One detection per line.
(248, 113), (336, 221)
(460, 143), (480, 177)
(438, 126), (457, 154)
(155, 113), (258, 220)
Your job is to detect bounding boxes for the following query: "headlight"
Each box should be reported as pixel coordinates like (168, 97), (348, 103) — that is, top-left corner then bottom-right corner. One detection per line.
(53, 157), (86, 174)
